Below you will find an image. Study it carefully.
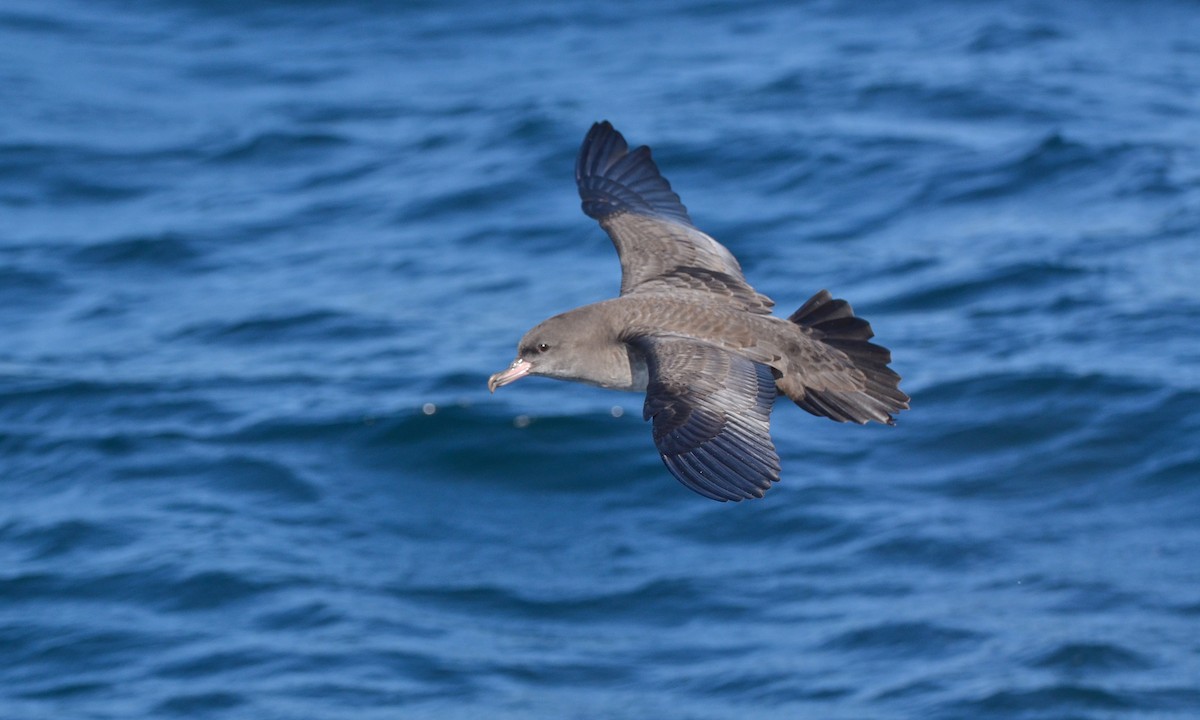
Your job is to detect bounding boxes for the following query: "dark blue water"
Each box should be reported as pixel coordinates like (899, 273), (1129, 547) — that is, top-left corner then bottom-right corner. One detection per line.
(3, 1), (1199, 717)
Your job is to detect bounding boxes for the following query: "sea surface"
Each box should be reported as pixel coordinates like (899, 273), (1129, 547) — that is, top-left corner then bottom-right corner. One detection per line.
(2, 1), (1199, 718)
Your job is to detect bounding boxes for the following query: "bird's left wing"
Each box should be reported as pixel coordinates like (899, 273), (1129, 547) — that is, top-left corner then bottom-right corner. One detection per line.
(633, 336), (781, 501)
(575, 122), (774, 314)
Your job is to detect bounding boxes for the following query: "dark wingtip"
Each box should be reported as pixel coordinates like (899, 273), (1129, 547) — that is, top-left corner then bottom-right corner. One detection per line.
(575, 121), (693, 227)
(588, 120), (615, 138)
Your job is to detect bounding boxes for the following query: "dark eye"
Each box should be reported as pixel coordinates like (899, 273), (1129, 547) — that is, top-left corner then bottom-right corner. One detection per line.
(537, 342), (550, 353)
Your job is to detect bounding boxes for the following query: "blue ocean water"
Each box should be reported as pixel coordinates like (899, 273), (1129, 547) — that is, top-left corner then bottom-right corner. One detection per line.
(2, 0), (1199, 717)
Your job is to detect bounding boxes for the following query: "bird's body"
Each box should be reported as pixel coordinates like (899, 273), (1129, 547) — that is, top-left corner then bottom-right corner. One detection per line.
(490, 122), (909, 501)
(528, 295), (863, 394)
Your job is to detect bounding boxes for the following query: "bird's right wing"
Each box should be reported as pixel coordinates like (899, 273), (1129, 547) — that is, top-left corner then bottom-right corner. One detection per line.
(634, 335), (781, 501)
(575, 122), (774, 314)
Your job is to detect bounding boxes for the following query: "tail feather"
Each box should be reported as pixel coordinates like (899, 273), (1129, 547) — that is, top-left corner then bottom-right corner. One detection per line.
(814, 315), (874, 342)
(785, 289), (909, 424)
(788, 289), (854, 326)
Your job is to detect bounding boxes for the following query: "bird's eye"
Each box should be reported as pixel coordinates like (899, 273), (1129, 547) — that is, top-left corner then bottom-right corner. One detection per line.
(537, 342), (550, 353)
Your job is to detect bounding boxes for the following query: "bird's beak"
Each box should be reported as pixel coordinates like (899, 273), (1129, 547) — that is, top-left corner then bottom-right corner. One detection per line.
(488, 357), (531, 393)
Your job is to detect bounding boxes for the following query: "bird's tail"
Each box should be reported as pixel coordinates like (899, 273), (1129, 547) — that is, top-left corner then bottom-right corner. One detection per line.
(782, 290), (910, 425)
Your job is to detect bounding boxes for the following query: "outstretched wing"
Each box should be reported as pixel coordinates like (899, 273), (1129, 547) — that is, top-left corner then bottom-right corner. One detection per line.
(575, 122), (774, 314)
(634, 336), (781, 501)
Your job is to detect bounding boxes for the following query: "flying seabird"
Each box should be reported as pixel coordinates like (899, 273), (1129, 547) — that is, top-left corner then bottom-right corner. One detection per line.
(489, 122), (909, 501)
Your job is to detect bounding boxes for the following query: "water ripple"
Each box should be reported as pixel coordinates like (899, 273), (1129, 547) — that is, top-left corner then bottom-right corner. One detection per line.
(3, 1), (1199, 718)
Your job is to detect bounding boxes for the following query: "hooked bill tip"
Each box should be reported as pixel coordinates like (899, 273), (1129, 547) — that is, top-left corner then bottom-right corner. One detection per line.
(488, 358), (530, 393)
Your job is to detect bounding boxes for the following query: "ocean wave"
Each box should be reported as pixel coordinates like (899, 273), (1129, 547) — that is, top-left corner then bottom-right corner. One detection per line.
(953, 683), (1139, 715)
(1, 518), (134, 563)
(0, 143), (155, 206)
(967, 20), (1064, 54)
(0, 267), (67, 307)
(885, 259), (1086, 312)
(821, 620), (981, 659)
(201, 131), (352, 165)
(1026, 641), (1153, 672)
(400, 577), (724, 625)
(923, 132), (1184, 206)
(171, 309), (396, 345)
(68, 232), (205, 269)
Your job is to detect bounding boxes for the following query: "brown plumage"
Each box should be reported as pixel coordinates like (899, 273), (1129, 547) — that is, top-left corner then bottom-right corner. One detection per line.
(489, 122), (909, 501)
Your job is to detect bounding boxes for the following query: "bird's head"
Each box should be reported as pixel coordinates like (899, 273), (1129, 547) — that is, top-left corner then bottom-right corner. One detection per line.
(488, 308), (631, 392)
(488, 314), (584, 392)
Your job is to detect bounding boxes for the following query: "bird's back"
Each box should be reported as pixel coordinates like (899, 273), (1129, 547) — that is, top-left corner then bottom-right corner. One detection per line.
(603, 293), (907, 425)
